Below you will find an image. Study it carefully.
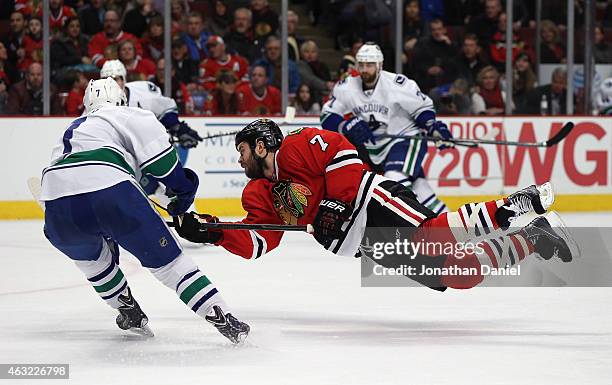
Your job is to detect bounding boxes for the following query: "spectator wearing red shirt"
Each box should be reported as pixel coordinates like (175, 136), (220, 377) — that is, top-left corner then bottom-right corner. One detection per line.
(489, 13), (527, 73)
(475, 65), (510, 115)
(38, 0), (76, 36)
(64, 70), (88, 115)
(199, 35), (249, 91)
(237, 64), (281, 115)
(89, 9), (143, 68)
(20, 17), (43, 72)
(118, 39), (156, 81)
(205, 71), (240, 115)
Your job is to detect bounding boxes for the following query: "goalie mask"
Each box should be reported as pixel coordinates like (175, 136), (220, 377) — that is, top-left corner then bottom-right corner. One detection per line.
(83, 77), (127, 113)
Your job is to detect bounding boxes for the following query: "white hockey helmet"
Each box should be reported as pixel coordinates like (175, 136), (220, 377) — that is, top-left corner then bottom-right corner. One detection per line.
(83, 77), (127, 113)
(100, 59), (127, 82)
(355, 42), (384, 64)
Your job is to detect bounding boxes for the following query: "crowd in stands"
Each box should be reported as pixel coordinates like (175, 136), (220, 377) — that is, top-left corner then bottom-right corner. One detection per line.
(0, 0), (610, 116)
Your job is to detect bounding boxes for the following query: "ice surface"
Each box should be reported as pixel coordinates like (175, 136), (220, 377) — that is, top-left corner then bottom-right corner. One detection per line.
(1, 213), (611, 385)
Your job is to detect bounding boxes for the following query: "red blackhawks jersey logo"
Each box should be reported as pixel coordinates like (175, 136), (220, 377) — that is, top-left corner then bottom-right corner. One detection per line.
(272, 180), (312, 225)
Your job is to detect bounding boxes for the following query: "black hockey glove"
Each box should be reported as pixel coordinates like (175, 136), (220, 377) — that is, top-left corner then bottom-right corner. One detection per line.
(312, 198), (352, 248)
(166, 168), (199, 216)
(169, 121), (202, 149)
(173, 212), (223, 244)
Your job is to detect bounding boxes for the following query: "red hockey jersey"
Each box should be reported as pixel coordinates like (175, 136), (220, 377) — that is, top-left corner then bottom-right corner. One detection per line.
(199, 54), (249, 91)
(236, 83), (281, 115)
(88, 31), (143, 67)
(218, 127), (365, 259)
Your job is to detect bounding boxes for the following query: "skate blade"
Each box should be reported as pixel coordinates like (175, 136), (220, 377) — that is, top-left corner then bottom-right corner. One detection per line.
(234, 331), (249, 344)
(537, 182), (555, 211)
(128, 324), (155, 337)
(545, 211), (581, 261)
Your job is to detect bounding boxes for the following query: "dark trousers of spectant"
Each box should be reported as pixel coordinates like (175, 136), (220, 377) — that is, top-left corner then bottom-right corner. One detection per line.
(43, 180), (226, 316)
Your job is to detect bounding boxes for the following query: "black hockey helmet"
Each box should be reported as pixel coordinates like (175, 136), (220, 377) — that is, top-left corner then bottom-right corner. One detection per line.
(235, 118), (283, 151)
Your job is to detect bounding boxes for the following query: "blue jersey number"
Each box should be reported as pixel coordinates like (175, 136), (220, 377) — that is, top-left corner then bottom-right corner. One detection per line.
(62, 116), (87, 154)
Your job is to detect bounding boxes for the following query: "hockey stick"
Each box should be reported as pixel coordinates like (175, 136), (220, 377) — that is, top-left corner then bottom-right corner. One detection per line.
(378, 122), (575, 148)
(27, 177), (44, 210)
(166, 217), (313, 233)
(197, 106), (298, 141)
(27, 177), (308, 233)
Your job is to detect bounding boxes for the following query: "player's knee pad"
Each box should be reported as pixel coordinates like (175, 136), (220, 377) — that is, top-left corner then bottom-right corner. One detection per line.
(149, 253), (199, 290)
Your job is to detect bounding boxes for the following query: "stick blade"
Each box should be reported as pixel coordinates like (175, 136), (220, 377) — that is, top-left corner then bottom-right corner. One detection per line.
(546, 122), (574, 147)
(27, 177), (44, 210)
(284, 106), (296, 123)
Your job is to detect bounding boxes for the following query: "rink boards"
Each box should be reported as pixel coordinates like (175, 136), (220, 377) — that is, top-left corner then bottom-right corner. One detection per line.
(0, 116), (610, 219)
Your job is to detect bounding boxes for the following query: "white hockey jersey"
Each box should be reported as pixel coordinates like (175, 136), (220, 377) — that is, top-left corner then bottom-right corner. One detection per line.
(40, 106), (178, 201)
(595, 77), (612, 116)
(125, 81), (178, 121)
(322, 71), (434, 164)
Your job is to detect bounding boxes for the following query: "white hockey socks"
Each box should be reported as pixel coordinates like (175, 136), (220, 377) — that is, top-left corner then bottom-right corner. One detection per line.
(150, 254), (227, 318)
(74, 239), (128, 309)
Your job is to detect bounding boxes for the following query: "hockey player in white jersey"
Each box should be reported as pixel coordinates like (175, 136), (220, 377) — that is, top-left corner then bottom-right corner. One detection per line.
(595, 77), (612, 116)
(100, 60), (201, 176)
(321, 43), (452, 214)
(40, 78), (249, 343)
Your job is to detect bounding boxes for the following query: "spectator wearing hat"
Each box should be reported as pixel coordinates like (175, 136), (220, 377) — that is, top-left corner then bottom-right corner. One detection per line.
(236, 64), (281, 115)
(205, 71), (241, 115)
(199, 35), (249, 91)
(88, 9), (143, 68)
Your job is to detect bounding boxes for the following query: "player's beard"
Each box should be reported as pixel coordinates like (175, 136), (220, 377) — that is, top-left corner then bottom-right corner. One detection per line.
(243, 154), (266, 179)
(360, 71), (379, 89)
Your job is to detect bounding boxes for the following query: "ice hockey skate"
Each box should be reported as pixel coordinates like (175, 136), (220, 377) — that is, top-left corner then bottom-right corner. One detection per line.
(205, 305), (250, 344)
(115, 288), (154, 337)
(496, 182), (555, 228)
(520, 211), (580, 263)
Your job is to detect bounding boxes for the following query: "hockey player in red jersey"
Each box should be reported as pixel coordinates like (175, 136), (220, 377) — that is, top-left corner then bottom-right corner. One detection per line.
(173, 119), (578, 290)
